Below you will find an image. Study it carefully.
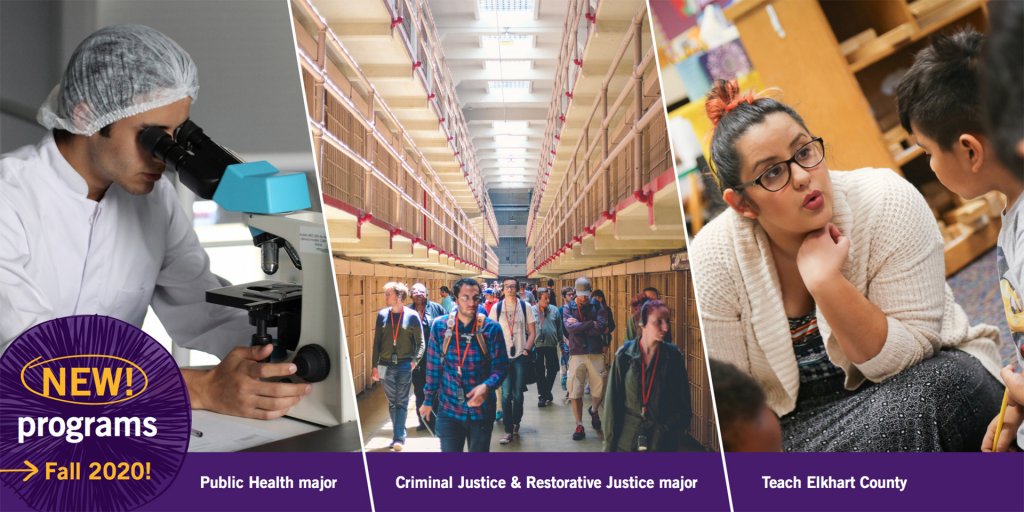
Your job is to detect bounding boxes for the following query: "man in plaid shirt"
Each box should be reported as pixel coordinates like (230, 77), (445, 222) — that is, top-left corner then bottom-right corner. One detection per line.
(419, 278), (508, 452)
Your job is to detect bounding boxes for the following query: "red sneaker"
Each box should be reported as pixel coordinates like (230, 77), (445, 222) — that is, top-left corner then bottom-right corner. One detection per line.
(572, 425), (586, 441)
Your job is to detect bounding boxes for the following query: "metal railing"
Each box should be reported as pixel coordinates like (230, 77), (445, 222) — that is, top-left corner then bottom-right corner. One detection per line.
(386, 0), (501, 242)
(292, 0), (497, 272)
(526, 1), (670, 270)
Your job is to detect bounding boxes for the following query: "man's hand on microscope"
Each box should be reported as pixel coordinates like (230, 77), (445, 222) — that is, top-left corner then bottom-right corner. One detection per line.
(183, 344), (312, 419)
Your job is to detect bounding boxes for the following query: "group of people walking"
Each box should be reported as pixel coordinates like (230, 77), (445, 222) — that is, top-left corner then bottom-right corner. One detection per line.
(371, 276), (693, 452)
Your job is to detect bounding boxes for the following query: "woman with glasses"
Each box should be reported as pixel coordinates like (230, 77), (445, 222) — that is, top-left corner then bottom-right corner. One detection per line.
(689, 80), (1003, 451)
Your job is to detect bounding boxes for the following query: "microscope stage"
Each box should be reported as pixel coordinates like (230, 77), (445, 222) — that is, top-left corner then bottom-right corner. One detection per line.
(206, 280), (301, 310)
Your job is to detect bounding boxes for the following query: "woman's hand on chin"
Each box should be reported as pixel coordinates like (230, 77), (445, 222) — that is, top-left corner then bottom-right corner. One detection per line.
(796, 223), (850, 292)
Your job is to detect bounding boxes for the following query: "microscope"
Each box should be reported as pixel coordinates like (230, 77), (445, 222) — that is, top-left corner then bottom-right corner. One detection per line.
(140, 120), (343, 427)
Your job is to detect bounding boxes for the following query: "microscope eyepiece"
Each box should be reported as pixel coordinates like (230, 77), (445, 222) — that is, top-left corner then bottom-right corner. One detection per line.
(138, 119), (239, 200)
(174, 119), (204, 148)
(139, 127), (189, 173)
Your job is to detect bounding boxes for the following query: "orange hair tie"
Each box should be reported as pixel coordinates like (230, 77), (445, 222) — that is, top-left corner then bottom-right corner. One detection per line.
(723, 91), (756, 113)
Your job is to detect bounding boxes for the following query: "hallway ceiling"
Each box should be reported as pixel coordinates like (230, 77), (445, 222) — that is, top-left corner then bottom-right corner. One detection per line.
(427, 0), (568, 194)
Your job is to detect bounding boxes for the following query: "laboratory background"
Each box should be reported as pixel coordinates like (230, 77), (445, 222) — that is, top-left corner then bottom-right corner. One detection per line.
(1, 0), (317, 366)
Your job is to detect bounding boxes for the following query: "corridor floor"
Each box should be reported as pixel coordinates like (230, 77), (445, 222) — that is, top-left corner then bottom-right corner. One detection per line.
(359, 382), (605, 452)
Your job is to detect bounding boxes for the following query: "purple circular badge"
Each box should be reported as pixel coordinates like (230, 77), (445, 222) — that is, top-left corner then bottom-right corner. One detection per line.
(0, 316), (190, 511)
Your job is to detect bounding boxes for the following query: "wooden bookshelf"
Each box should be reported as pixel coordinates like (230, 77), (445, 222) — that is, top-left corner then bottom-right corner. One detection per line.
(725, 0), (993, 275)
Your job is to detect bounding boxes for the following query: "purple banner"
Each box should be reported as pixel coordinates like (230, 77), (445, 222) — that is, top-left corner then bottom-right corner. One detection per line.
(365, 452), (731, 511)
(2, 453), (370, 511)
(0, 316), (190, 511)
(725, 452), (1024, 511)
(4, 436), (1021, 511)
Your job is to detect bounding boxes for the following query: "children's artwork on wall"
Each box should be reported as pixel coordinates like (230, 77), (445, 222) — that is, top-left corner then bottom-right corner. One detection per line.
(675, 54), (712, 100)
(700, 39), (752, 83)
(651, 0), (735, 40)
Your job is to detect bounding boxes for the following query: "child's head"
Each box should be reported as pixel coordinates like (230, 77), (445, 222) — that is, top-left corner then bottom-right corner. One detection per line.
(710, 359), (782, 452)
(896, 28), (1006, 198)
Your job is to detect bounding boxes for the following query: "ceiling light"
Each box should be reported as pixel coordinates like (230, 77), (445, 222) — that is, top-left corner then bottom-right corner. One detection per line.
(487, 80), (530, 96)
(488, 80), (530, 90)
(478, 0), (536, 24)
(478, 0), (534, 13)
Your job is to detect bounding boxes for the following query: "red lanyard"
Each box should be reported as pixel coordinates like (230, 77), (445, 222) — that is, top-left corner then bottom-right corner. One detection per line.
(640, 342), (660, 417)
(454, 317), (478, 374)
(389, 310), (403, 347)
(504, 300), (518, 342)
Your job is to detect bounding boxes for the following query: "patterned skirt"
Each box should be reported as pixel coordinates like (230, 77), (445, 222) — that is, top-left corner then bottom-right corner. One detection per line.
(780, 350), (1003, 451)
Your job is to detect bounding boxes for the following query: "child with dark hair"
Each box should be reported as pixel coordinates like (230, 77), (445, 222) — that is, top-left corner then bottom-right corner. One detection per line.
(979, 0), (1024, 453)
(690, 78), (1003, 451)
(710, 359), (782, 452)
(895, 28), (1021, 207)
(896, 27), (1024, 452)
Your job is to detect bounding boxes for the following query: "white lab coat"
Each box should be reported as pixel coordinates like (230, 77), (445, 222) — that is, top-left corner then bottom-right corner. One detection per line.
(0, 134), (249, 357)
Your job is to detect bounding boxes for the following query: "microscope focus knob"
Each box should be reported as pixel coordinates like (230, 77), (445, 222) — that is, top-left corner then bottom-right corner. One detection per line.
(293, 344), (330, 383)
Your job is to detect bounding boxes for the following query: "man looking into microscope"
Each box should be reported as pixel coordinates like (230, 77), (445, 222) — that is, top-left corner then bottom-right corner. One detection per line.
(0, 24), (311, 419)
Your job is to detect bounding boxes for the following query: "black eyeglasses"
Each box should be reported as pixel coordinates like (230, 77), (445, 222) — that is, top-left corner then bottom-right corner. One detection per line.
(734, 137), (825, 193)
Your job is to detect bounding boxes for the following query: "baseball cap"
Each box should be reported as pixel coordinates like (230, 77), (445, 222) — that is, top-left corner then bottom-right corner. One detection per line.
(411, 283), (428, 297)
(574, 277), (592, 298)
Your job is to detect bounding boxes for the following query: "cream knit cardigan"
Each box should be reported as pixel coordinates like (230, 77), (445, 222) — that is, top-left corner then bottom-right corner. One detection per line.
(690, 168), (1002, 416)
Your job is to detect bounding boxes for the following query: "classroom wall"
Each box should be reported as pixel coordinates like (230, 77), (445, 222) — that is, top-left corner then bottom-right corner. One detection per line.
(2, 0), (315, 180)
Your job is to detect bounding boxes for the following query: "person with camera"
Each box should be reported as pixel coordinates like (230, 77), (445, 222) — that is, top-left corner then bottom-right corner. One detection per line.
(603, 300), (691, 452)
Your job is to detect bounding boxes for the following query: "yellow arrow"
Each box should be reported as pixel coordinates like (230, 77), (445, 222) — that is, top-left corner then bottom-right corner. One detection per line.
(0, 460), (38, 481)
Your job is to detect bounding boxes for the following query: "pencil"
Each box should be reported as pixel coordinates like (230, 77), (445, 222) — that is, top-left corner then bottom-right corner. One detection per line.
(992, 388), (1010, 451)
